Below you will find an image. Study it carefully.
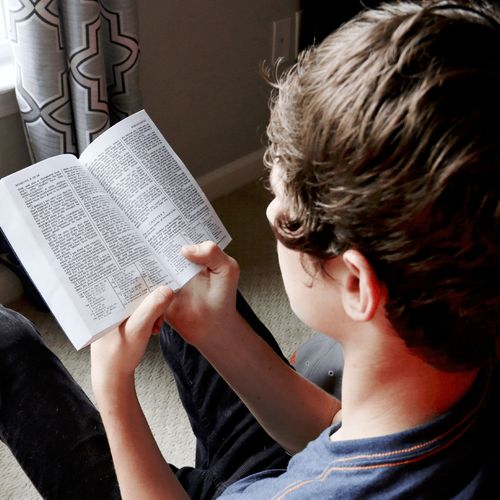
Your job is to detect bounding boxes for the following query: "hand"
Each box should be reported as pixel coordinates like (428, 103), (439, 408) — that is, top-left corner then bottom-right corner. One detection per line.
(164, 241), (240, 347)
(91, 286), (173, 396)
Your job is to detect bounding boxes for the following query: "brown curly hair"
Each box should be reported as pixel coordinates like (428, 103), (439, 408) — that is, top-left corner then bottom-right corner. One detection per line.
(264, 1), (500, 371)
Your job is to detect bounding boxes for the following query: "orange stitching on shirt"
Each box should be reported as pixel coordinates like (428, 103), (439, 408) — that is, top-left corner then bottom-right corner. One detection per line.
(272, 371), (492, 499)
(335, 369), (491, 464)
(274, 419), (472, 499)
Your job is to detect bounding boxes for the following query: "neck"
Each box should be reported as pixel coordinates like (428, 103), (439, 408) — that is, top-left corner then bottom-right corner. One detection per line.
(331, 337), (479, 441)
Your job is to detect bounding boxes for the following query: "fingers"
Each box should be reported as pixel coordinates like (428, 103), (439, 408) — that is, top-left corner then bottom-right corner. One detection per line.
(182, 241), (238, 276)
(122, 286), (174, 337)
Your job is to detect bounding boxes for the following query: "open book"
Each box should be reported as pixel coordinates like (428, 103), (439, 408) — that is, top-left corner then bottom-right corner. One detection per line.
(0, 110), (231, 349)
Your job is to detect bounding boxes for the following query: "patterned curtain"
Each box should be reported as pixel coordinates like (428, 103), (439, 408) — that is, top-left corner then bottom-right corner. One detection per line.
(7, 0), (142, 162)
(0, 0), (141, 308)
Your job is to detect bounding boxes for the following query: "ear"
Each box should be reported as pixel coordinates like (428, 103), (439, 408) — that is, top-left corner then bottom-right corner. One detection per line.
(340, 249), (382, 321)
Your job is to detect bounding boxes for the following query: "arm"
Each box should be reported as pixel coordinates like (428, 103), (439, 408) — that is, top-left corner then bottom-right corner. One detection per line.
(91, 288), (188, 500)
(199, 313), (339, 453)
(90, 242), (339, 499)
(164, 242), (340, 453)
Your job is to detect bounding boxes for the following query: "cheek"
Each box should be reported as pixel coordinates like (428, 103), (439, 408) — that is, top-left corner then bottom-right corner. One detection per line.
(276, 242), (302, 284)
(276, 244), (345, 334)
(266, 197), (280, 226)
(276, 243), (316, 322)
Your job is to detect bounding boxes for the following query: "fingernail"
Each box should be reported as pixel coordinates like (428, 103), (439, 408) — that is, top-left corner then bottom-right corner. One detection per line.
(156, 285), (171, 297)
(182, 244), (197, 254)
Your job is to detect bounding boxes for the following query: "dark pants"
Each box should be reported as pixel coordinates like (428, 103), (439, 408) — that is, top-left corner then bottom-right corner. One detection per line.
(0, 293), (291, 499)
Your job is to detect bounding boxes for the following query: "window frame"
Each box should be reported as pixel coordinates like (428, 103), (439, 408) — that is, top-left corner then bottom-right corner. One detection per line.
(0, 0), (17, 119)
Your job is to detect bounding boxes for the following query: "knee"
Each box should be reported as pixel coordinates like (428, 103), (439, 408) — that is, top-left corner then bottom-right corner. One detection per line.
(0, 305), (41, 353)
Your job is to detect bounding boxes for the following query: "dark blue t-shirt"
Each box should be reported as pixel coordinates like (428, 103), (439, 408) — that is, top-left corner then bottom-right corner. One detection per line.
(220, 361), (498, 499)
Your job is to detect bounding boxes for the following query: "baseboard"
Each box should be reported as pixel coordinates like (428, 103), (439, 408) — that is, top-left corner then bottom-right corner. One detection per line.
(197, 148), (266, 200)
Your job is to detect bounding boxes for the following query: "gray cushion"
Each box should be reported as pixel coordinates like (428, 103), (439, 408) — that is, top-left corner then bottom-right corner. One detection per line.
(293, 334), (344, 399)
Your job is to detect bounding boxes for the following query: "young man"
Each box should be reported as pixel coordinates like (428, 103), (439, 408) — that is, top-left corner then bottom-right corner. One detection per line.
(1, 1), (498, 498)
(90, 0), (499, 498)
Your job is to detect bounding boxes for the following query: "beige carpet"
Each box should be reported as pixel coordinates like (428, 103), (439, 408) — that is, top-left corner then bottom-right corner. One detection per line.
(0, 179), (314, 499)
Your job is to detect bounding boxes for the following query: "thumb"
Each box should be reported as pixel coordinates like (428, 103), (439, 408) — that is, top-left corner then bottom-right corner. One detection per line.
(182, 241), (236, 275)
(122, 286), (174, 337)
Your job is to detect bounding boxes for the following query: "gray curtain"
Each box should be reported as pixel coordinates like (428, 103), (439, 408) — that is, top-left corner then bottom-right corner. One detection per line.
(7, 0), (142, 162)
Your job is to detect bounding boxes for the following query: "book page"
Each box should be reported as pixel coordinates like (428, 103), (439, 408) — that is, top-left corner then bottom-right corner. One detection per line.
(0, 155), (175, 349)
(80, 110), (231, 286)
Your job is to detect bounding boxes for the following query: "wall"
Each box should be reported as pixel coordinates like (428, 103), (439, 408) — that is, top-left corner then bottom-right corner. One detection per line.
(0, 112), (30, 177)
(137, 0), (300, 178)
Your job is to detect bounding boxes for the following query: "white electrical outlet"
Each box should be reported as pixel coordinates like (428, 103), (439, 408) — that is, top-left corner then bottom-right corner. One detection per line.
(272, 17), (291, 64)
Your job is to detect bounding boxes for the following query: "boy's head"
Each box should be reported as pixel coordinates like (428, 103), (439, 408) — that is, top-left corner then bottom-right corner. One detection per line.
(265, 1), (499, 371)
